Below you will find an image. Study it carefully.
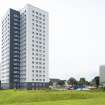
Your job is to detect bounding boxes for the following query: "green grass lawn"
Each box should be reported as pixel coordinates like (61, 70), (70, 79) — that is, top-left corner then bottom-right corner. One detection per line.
(0, 90), (105, 105)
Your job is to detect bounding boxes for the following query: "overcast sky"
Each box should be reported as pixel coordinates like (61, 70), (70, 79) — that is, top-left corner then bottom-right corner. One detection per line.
(0, 0), (105, 81)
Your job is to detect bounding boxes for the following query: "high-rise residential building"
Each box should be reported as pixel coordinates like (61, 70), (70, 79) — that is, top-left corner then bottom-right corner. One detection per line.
(1, 4), (49, 89)
(1, 9), (20, 89)
(99, 65), (105, 86)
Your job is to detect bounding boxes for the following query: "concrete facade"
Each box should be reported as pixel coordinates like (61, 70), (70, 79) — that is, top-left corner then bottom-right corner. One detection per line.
(100, 65), (105, 86)
(1, 4), (49, 89)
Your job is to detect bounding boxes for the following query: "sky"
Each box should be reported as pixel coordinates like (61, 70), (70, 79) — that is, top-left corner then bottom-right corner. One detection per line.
(0, 0), (105, 81)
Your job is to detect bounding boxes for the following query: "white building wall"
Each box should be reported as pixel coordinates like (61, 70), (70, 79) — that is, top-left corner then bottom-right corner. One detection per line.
(20, 4), (49, 83)
(26, 5), (32, 82)
(20, 8), (27, 82)
(1, 10), (10, 84)
(100, 65), (105, 85)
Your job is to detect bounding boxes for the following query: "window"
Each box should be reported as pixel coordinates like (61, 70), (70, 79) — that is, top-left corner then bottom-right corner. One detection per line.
(39, 29), (42, 32)
(39, 33), (42, 36)
(36, 28), (38, 31)
(36, 20), (38, 23)
(36, 62), (38, 64)
(39, 25), (42, 28)
(39, 66), (42, 69)
(39, 38), (42, 40)
(36, 49), (38, 52)
(39, 62), (42, 64)
(36, 45), (38, 47)
(39, 21), (42, 24)
(39, 70), (41, 73)
(32, 61), (34, 64)
(36, 53), (38, 56)
(36, 24), (38, 27)
(39, 79), (42, 81)
(43, 59), (45, 61)
(43, 23), (45, 25)
(36, 16), (38, 19)
(14, 14), (18, 18)
(36, 70), (38, 72)
(36, 57), (38, 60)
(43, 30), (45, 33)
(36, 41), (38, 43)
(36, 33), (38, 35)
(39, 17), (42, 20)
(42, 14), (45, 17)
(43, 19), (45, 21)
(39, 13), (42, 16)
(32, 10), (34, 13)
(36, 12), (38, 15)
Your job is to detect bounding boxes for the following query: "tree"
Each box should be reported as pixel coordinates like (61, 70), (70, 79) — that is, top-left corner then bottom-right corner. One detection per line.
(67, 77), (77, 85)
(79, 78), (86, 85)
(95, 76), (100, 88)
(49, 80), (53, 86)
(77, 77), (89, 89)
(57, 80), (65, 86)
(49, 79), (65, 87)
(91, 76), (100, 88)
